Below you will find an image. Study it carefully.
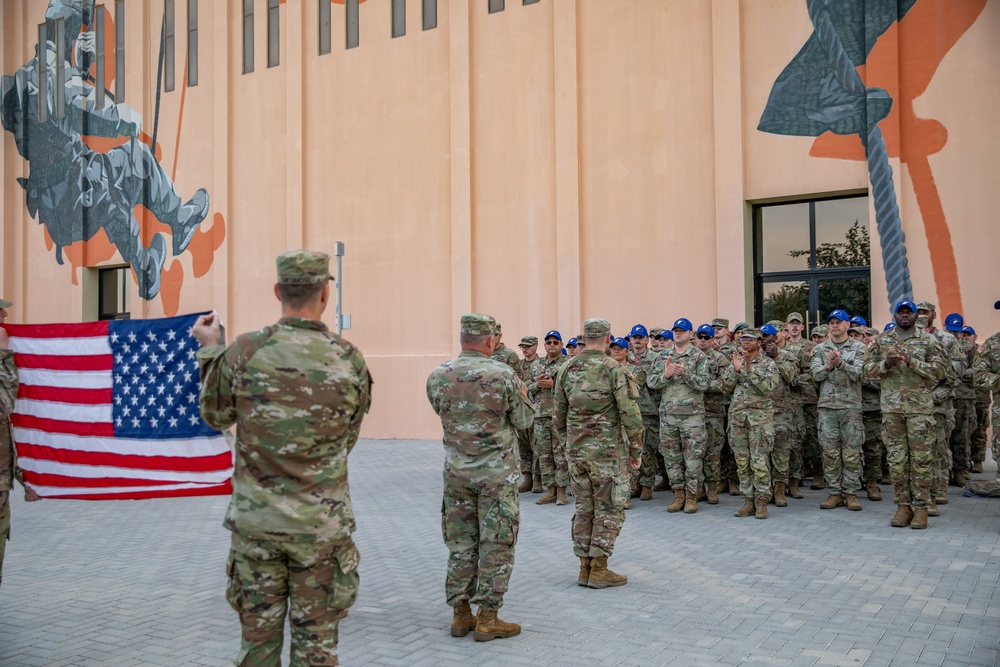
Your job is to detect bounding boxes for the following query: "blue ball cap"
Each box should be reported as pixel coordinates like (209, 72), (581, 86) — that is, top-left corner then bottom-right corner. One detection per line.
(944, 313), (964, 333)
(849, 315), (868, 327)
(566, 337), (579, 347)
(696, 324), (715, 338)
(760, 324), (777, 336)
(827, 309), (850, 322)
(610, 337), (630, 350)
(884, 322), (897, 331)
(671, 318), (693, 332)
(895, 300), (917, 314)
(629, 324), (648, 338)
(962, 325), (976, 335)
(544, 329), (562, 342)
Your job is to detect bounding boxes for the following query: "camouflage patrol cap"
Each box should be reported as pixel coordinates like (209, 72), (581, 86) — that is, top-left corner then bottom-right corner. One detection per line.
(583, 318), (612, 337)
(711, 318), (730, 328)
(848, 325), (865, 335)
(866, 327), (879, 337)
(460, 313), (496, 335)
(915, 314), (930, 329)
(648, 327), (666, 337)
(0, 298), (11, 309)
(766, 319), (785, 331)
(276, 250), (332, 285)
(732, 322), (750, 333)
(785, 312), (804, 324)
(916, 301), (936, 312)
(519, 336), (538, 346)
(812, 324), (829, 337)
(738, 328), (762, 340)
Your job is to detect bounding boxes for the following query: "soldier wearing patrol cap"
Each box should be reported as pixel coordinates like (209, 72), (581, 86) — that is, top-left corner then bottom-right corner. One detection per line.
(427, 313), (535, 641)
(528, 331), (569, 506)
(194, 249), (373, 666)
(783, 311), (815, 499)
(0, 296), (24, 589)
(973, 299), (1000, 486)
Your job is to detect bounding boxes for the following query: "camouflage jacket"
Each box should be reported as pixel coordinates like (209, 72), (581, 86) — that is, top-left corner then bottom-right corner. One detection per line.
(810, 337), (867, 409)
(427, 350), (534, 484)
(647, 345), (709, 415)
(764, 347), (798, 411)
(701, 347), (732, 417)
(526, 354), (567, 419)
(973, 333), (1000, 397)
(0, 348), (19, 492)
(785, 338), (818, 404)
(721, 353), (778, 415)
(973, 344), (992, 404)
(954, 337), (977, 401)
(927, 328), (965, 403)
(520, 356), (540, 385)
(627, 347), (660, 416)
(864, 328), (946, 415)
(198, 317), (373, 544)
(554, 349), (643, 461)
(491, 343), (521, 375)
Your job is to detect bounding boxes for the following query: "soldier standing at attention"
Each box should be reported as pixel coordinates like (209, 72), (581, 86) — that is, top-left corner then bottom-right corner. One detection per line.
(554, 319), (643, 589)
(810, 310), (868, 511)
(783, 312), (814, 499)
(490, 324), (531, 492)
(694, 323), (731, 504)
(721, 328), (779, 519)
(194, 250), (373, 667)
(427, 314), (534, 641)
(761, 322), (799, 507)
(516, 336), (541, 493)
(529, 331), (569, 506)
(965, 326), (991, 474)
(864, 300), (946, 529)
(627, 325), (660, 501)
(973, 301), (1000, 486)
(943, 313), (977, 488)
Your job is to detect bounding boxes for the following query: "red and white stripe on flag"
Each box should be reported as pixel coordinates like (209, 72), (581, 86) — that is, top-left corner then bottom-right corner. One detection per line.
(5, 315), (233, 500)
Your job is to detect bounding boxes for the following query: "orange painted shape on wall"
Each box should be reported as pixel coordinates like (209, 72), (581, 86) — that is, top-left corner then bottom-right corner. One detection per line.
(189, 213), (227, 279)
(159, 261), (184, 317)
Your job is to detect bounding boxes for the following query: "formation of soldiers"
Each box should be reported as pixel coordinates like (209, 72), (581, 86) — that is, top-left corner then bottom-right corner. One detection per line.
(497, 301), (996, 531)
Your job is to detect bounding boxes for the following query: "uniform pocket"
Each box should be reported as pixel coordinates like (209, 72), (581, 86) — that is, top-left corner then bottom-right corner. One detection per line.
(483, 491), (520, 548)
(225, 552), (243, 614)
(328, 542), (361, 611)
(610, 471), (631, 509)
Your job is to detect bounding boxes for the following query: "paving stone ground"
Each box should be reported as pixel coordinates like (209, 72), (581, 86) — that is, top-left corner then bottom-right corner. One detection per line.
(2, 438), (999, 667)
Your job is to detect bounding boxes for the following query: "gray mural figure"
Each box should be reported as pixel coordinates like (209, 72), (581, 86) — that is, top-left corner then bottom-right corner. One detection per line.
(0, 0), (208, 300)
(758, 0), (916, 308)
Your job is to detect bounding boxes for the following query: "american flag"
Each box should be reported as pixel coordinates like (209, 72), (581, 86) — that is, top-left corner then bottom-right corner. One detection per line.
(5, 312), (233, 500)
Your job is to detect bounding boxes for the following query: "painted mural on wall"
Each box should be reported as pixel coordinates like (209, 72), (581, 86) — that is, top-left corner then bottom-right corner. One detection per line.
(758, 0), (986, 314)
(0, 0), (225, 316)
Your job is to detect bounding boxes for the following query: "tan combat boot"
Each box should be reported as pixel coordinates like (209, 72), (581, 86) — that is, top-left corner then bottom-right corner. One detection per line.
(910, 507), (929, 530)
(844, 494), (862, 511)
(697, 484), (708, 502)
(866, 480), (882, 501)
(890, 504), (914, 527)
(954, 469), (969, 487)
(555, 486), (568, 506)
(667, 489), (686, 513)
(474, 609), (521, 641)
(531, 477), (543, 493)
(754, 496), (769, 519)
(517, 474), (533, 493)
(734, 497), (755, 517)
(683, 490), (698, 514)
(773, 482), (788, 507)
(728, 480), (741, 496)
(971, 462), (984, 473)
(536, 486), (557, 505)
(820, 494), (844, 509)
(927, 498), (939, 517)
(787, 478), (804, 499)
(653, 477), (671, 492)
(587, 557), (627, 588)
(935, 494), (949, 505)
(451, 601), (477, 637)
(624, 498), (632, 510)
(577, 557), (591, 587)
(640, 485), (653, 501)
(810, 469), (826, 490)
(706, 481), (719, 505)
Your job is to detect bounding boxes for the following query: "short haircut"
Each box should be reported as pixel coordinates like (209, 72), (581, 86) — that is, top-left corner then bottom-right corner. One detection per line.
(460, 332), (492, 346)
(277, 282), (324, 309)
(584, 336), (606, 347)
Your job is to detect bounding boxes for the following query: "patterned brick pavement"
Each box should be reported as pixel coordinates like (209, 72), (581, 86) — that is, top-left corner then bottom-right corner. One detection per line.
(2, 439), (999, 666)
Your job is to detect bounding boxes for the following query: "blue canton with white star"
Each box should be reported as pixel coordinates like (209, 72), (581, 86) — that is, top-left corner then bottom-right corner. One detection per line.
(109, 313), (220, 439)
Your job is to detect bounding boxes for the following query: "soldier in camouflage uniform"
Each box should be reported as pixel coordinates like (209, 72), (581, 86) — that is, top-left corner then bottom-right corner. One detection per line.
(694, 324), (731, 505)
(517, 336), (541, 492)
(528, 331), (569, 506)
(864, 300), (946, 529)
(427, 313), (534, 641)
(943, 314), (977, 488)
(761, 322), (799, 507)
(973, 304), (1000, 486)
(860, 346), (885, 501)
(648, 318), (709, 514)
(810, 310), (867, 511)
(626, 325), (661, 501)
(0, 297), (25, 588)
(965, 326), (990, 473)
(491, 325), (533, 492)
(195, 251), (373, 667)
(554, 319), (643, 589)
(721, 328), (779, 519)
(783, 312), (814, 499)
(715, 319), (742, 495)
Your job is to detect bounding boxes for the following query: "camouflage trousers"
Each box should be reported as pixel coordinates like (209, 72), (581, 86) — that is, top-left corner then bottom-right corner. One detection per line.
(636, 413), (660, 488)
(802, 403), (821, 472)
(949, 398), (975, 474)
(442, 471), (519, 611)
(971, 400), (990, 465)
(702, 414), (725, 483)
(770, 409), (793, 485)
(883, 413), (935, 509)
(569, 459), (629, 558)
(532, 418), (568, 488)
(226, 533), (359, 667)
(517, 427), (535, 476)
(658, 413), (707, 495)
(728, 409), (774, 501)
(862, 411), (884, 483)
(932, 411), (955, 498)
(993, 402), (1000, 485)
(0, 491), (8, 589)
(818, 407), (863, 495)
(788, 404), (805, 481)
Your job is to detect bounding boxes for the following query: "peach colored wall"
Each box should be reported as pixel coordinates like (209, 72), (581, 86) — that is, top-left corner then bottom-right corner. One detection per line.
(3, 0), (999, 440)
